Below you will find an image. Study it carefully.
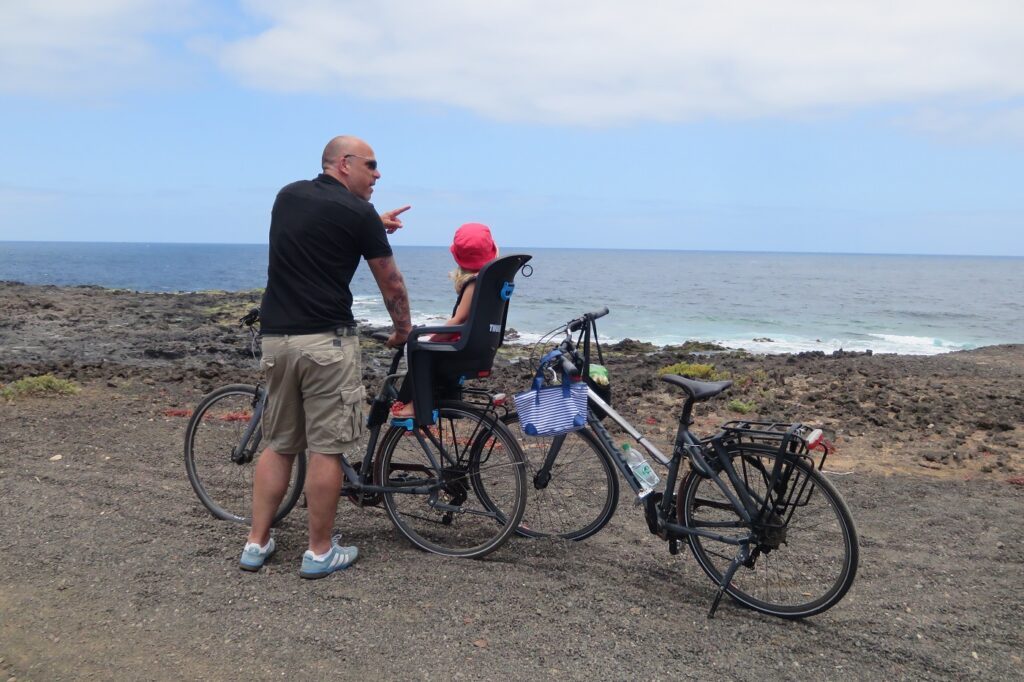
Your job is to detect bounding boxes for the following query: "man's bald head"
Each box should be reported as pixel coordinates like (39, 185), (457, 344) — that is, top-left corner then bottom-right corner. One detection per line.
(321, 135), (380, 200)
(322, 136), (360, 171)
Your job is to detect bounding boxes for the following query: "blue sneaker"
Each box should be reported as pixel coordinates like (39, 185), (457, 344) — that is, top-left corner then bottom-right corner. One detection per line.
(299, 536), (358, 579)
(239, 537), (276, 572)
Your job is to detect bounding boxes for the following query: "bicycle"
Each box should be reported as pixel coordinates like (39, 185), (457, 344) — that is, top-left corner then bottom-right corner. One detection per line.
(503, 308), (859, 618)
(184, 310), (528, 559)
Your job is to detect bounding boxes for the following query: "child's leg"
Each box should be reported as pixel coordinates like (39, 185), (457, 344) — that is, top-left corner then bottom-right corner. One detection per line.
(392, 375), (415, 417)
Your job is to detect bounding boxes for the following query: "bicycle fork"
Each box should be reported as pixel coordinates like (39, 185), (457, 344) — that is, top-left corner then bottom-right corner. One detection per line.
(231, 386), (265, 464)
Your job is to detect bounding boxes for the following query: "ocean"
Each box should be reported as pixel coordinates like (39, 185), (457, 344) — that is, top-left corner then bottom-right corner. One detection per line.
(2, 241), (1022, 355)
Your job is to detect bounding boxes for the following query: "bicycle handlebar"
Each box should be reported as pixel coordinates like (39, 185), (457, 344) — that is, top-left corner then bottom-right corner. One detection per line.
(559, 352), (579, 378)
(567, 306), (609, 332)
(239, 308), (260, 328)
(370, 331), (406, 373)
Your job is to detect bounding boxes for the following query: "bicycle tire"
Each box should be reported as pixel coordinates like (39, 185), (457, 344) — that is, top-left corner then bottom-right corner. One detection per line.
(500, 413), (619, 540)
(374, 401), (526, 558)
(184, 384), (306, 525)
(678, 444), (858, 618)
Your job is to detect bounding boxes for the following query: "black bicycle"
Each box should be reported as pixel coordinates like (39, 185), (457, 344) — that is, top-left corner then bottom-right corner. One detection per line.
(504, 308), (859, 618)
(184, 311), (527, 559)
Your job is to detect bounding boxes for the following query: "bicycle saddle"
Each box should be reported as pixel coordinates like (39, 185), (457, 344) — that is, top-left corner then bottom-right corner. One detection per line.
(660, 375), (733, 401)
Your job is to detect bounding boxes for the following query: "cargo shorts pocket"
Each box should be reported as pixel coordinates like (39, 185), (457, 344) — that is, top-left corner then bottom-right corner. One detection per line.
(338, 384), (366, 444)
(300, 344), (348, 397)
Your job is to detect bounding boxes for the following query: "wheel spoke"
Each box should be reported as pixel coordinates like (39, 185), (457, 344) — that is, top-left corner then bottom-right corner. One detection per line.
(376, 402), (526, 558)
(680, 447), (858, 618)
(502, 415), (619, 540)
(185, 385), (304, 525)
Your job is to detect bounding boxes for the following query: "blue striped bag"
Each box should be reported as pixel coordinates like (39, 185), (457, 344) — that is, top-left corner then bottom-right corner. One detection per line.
(513, 376), (589, 437)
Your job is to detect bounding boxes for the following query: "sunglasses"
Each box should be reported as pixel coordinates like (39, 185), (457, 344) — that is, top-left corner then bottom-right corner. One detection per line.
(344, 154), (378, 171)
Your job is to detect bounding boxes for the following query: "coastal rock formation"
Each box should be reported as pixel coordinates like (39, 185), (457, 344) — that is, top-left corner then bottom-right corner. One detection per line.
(1, 281), (1021, 478)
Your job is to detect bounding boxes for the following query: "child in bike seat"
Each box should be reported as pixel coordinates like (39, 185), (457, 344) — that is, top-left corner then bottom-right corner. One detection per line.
(391, 222), (498, 418)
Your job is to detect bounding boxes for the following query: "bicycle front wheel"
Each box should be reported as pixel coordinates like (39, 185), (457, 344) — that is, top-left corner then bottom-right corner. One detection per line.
(374, 401), (526, 558)
(502, 413), (619, 540)
(678, 445), (858, 618)
(184, 384), (306, 525)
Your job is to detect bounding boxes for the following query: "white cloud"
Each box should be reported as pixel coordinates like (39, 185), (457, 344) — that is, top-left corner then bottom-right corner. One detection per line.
(0, 0), (196, 96)
(217, 0), (1024, 125)
(6, 0), (1022, 129)
(901, 102), (1024, 142)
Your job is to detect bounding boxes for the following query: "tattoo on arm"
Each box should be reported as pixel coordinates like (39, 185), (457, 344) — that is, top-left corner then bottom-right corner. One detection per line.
(368, 256), (412, 331)
(384, 293), (411, 329)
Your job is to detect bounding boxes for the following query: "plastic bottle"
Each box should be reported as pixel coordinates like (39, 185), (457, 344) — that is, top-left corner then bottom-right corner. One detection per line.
(622, 443), (660, 491)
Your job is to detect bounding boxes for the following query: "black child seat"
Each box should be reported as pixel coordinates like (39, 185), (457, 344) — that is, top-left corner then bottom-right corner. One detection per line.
(405, 254), (532, 425)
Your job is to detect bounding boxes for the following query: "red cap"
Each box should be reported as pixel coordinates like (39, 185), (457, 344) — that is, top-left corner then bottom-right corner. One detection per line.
(450, 222), (497, 271)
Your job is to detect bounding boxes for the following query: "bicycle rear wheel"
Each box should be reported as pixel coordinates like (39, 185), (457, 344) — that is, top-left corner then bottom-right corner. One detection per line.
(678, 445), (858, 618)
(501, 413), (619, 540)
(184, 384), (306, 525)
(374, 401), (526, 558)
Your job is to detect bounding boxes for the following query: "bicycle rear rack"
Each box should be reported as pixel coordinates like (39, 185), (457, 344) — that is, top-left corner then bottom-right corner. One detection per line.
(713, 420), (831, 471)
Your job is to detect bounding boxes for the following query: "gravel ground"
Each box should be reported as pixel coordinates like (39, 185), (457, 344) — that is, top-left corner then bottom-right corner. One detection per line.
(1, 283), (1022, 680)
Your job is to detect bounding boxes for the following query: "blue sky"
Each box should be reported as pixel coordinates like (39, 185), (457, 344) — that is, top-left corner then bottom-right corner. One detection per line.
(1, 1), (1022, 255)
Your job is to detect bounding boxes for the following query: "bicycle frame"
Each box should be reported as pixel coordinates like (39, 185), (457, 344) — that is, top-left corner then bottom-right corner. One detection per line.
(531, 311), (813, 544)
(230, 384), (266, 465)
(227, 353), (507, 501)
(574, 388), (755, 548)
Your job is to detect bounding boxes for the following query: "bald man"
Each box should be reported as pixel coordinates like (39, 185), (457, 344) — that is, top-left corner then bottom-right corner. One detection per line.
(240, 135), (412, 578)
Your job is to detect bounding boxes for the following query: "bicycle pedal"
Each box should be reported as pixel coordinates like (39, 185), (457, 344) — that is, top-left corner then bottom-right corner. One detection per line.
(668, 538), (679, 555)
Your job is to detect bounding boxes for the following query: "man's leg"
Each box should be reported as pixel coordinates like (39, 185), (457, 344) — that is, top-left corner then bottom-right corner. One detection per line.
(305, 451), (343, 555)
(247, 447), (296, 546)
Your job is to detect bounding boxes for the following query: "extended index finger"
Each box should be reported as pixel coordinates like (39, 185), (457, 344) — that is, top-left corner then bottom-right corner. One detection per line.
(387, 205), (412, 217)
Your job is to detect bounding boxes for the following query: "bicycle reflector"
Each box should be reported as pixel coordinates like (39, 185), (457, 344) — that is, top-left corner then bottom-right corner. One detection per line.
(492, 393), (507, 406)
(805, 428), (824, 449)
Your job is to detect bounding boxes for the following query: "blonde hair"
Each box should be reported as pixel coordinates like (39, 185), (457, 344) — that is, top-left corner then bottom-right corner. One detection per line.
(450, 247), (499, 293)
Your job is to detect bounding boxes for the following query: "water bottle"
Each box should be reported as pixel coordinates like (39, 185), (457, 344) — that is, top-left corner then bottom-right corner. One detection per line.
(623, 443), (660, 492)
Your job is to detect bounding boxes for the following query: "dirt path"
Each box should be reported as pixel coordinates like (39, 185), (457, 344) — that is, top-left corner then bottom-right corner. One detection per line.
(1, 382), (1022, 680)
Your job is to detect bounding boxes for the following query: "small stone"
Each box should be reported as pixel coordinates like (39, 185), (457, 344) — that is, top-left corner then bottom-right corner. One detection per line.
(996, 541), (1004, 549)
(473, 638), (488, 648)
(971, 651), (979, 659)
(49, 454), (63, 461)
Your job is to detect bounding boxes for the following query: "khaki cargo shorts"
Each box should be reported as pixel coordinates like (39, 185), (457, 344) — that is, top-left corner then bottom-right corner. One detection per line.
(259, 332), (365, 455)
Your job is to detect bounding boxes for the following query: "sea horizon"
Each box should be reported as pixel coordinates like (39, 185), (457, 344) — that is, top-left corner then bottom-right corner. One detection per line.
(2, 241), (1022, 356)
(2, 238), (1020, 260)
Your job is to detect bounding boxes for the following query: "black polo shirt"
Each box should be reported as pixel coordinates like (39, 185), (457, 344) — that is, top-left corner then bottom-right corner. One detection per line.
(259, 174), (393, 334)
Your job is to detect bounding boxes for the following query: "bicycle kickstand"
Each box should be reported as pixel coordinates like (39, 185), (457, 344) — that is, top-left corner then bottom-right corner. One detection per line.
(707, 541), (751, 619)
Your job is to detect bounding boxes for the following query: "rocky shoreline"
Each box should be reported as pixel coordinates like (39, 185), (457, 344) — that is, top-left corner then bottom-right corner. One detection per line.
(3, 281), (1021, 478)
